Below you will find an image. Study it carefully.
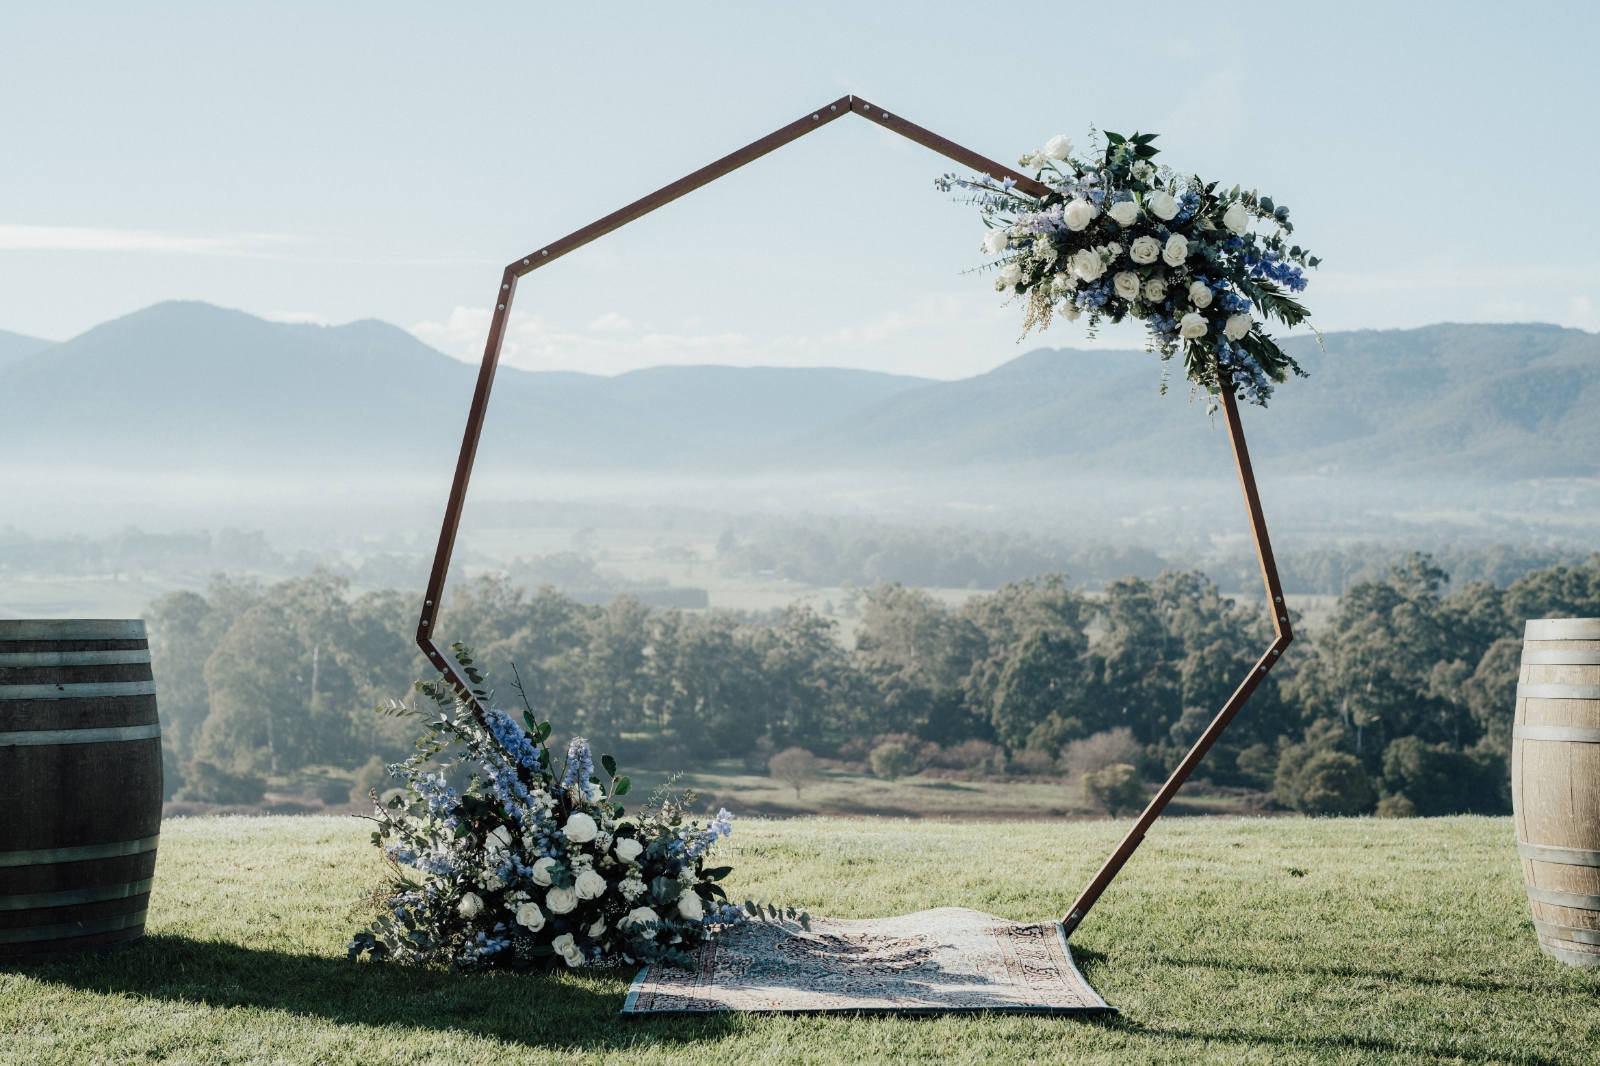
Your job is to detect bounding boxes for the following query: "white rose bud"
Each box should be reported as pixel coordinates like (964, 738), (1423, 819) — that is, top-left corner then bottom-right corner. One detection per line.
(1068, 248), (1104, 283)
(1222, 202), (1251, 235)
(484, 825), (512, 854)
(1061, 198), (1096, 232)
(1188, 281), (1213, 308)
(621, 905), (660, 931)
(573, 869), (608, 900)
(1128, 235), (1161, 265)
(1143, 277), (1167, 302)
(551, 932), (584, 968)
(1146, 189), (1178, 221)
(1161, 233), (1189, 267)
(1224, 313), (1253, 341)
(1042, 134), (1072, 161)
(1112, 272), (1141, 301)
(1027, 151), (1048, 170)
(563, 812), (598, 844)
(531, 856), (558, 887)
(613, 837), (644, 864)
(996, 262), (1023, 288)
(981, 228), (1008, 256)
(457, 892), (484, 919)
(587, 916), (607, 938)
(514, 902), (545, 931)
(1179, 312), (1209, 340)
(677, 892), (705, 921)
(546, 885), (579, 915)
(1106, 200), (1139, 227)
(1055, 300), (1081, 321)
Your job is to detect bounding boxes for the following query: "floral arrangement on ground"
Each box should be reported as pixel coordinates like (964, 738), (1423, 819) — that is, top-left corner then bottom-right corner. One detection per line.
(941, 128), (1320, 406)
(348, 644), (806, 971)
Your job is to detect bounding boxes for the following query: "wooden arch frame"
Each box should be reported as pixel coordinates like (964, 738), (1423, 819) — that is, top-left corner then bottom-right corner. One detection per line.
(416, 94), (1293, 937)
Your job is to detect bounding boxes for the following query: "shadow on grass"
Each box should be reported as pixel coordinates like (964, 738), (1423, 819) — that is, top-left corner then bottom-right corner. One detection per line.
(1096, 1018), (1580, 1066)
(6, 934), (737, 1049)
(1149, 949), (1575, 997)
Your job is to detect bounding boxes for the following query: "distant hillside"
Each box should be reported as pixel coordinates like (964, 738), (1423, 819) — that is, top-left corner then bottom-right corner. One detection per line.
(0, 302), (1594, 482)
(0, 328), (54, 369)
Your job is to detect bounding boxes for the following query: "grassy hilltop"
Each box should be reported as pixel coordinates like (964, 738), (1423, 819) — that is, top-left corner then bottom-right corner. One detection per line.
(3, 815), (1596, 1065)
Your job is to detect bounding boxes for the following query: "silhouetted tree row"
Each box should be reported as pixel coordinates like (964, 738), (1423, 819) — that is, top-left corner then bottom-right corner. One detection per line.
(147, 552), (1600, 815)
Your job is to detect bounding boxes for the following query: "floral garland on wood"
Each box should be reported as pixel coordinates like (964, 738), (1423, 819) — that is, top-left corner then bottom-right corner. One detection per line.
(941, 129), (1320, 406)
(349, 644), (806, 972)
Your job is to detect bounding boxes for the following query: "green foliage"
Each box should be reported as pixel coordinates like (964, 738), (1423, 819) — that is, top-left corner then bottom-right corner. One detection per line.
(348, 755), (392, 806)
(1082, 762), (1146, 815)
(1277, 748), (1375, 816)
(869, 741), (920, 781)
(174, 759), (266, 805)
(1376, 793), (1418, 818)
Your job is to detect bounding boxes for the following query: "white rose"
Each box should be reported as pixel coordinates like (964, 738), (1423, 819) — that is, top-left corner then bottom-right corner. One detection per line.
(531, 856), (558, 887)
(514, 902), (545, 931)
(1179, 312), (1209, 340)
(1188, 280), (1213, 308)
(573, 869), (607, 900)
(614, 837), (644, 863)
(677, 892), (705, 921)
(1105, 200), (1139, 227)
(1112, 272), (1141, 301)
(551, 932), (584, 968)
(587, 916), (606, 938)
(1161, 233), (1189, 267)
(1146, 189), (1178, 221)
(1061, 198), (1096, 232)
(1222, 202), (1251, 236)
(1143, 277), (1167, 302)
(546, 885), (578, 915)
(981, 228), (1008, 256)
(621, 905), (660, 931)
(1042, 134), (1072, 161)
(563, 812), (598, 844)
(1068, 248), (1104, 283)
(1128, 236), (1161, 265)
(457, 892), (484, 919)
(995, 262), (1023, 288)
(484, 825), (513, 854)
(1224, 313), (1253, 341)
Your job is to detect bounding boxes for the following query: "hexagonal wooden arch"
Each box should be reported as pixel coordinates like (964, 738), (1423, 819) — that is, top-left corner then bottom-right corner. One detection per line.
(415, 94), (1294, 937)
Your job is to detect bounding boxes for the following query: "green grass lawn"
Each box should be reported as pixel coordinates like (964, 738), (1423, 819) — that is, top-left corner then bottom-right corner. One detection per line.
(4, 815), (1596, 1064)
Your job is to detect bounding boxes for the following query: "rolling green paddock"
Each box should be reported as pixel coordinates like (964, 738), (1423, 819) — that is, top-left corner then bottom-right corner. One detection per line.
(2, 815), (1596, 1065)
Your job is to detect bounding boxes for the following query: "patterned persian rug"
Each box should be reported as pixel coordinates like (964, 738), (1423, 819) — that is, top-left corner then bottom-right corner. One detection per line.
(621, 907), (1115, 1015)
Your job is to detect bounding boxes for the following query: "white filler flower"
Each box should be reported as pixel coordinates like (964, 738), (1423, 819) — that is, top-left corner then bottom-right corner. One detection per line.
(1179, 312), (1209, 339)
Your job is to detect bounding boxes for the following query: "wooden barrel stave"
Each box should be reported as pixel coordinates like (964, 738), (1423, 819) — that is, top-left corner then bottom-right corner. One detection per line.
(1513, 624), (1600, 967)
(0, 619), (161, 958)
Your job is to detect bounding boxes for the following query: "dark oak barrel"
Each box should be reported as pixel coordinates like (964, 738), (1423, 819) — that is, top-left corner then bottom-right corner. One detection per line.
(1513, 618), (1600, 967)
(1, 619), (161, 958)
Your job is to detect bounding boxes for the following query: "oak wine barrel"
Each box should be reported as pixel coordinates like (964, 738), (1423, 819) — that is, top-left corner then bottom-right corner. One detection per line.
(1513, 617), (1600, 967)
(0, 619), (161, 958)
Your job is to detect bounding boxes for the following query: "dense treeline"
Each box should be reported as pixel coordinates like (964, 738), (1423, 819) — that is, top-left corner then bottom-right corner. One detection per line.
(148, 552), (1600, 815)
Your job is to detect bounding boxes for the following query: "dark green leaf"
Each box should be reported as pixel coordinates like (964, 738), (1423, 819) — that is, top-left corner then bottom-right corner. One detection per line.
(600, 754), (618, 779)
(614, 777), (631, 797)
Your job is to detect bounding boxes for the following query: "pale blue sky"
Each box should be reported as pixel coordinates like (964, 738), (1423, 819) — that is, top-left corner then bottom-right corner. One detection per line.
(3, 1), (1595, 378)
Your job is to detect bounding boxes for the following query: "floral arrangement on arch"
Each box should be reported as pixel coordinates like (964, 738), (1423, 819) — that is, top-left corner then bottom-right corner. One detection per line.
(348, 645), (805, 972)
(941, 129), (1320, 406)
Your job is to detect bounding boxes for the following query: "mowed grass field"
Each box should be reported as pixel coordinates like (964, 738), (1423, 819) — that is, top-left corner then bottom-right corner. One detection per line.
(4, 815), (1596, 1065)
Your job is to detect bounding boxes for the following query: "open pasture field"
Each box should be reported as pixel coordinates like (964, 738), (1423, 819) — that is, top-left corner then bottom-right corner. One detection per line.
(4, 815), (1596, 1065)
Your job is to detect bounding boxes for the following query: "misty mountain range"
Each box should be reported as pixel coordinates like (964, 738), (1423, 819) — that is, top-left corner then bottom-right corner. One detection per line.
(2, 301), (1595, 483)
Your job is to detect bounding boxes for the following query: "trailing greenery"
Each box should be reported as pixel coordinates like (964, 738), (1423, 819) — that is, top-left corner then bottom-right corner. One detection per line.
(4, 816), (1596, 1065)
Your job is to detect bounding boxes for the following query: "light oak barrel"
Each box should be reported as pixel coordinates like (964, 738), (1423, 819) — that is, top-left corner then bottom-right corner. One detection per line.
(0, 619), (161, 958)
(1513, 617), (1600, 967)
